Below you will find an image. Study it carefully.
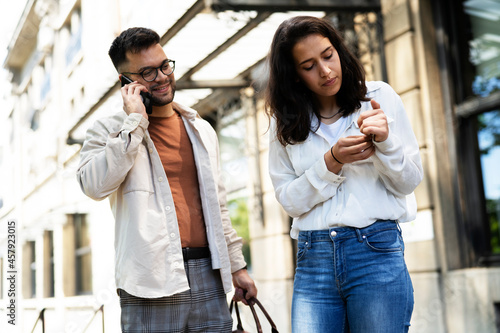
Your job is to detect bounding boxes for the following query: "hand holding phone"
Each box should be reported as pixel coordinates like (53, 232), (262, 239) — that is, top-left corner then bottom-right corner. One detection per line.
(120, 75), (153, 114)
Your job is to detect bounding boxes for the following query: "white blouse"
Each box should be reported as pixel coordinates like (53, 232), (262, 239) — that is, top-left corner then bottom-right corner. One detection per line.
(268, 81), (424, 239)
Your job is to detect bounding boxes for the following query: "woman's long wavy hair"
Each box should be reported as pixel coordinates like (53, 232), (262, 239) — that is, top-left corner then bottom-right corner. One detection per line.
(265, 16), (369, 146)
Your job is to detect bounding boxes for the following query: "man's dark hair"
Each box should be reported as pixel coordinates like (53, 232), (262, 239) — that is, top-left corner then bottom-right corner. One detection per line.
(108, 27), (161, 72)
(265, 16), (369, 146)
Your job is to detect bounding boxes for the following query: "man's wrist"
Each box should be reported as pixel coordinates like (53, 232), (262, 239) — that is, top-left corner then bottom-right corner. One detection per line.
(233, 265), (247, 274)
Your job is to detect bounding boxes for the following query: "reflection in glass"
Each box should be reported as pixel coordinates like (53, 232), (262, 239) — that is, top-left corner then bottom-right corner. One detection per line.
(464, 0), (500, 97)
(219, 109), (248, 194)
(477, 110), (500, 252)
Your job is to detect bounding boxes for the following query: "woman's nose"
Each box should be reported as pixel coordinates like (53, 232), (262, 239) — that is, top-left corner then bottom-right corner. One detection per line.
(319, 62), (331, 77)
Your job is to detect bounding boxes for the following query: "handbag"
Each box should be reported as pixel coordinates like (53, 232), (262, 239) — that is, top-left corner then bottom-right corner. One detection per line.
(230, 297), (279, 333)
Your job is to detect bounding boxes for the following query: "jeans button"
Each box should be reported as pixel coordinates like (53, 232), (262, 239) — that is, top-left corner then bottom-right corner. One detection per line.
(330, 230), (337, 237)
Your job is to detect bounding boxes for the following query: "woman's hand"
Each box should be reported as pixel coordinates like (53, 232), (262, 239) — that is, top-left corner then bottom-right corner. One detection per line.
(357, 99), (389, 142)
(324, 99), (387, 174)
(325, 135), (375, 173)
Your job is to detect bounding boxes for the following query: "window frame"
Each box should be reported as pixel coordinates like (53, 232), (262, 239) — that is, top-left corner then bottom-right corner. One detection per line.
(437, 0), (500, 266)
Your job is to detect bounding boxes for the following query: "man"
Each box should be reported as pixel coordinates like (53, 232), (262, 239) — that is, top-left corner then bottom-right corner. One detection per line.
(77, 27), (257, 332)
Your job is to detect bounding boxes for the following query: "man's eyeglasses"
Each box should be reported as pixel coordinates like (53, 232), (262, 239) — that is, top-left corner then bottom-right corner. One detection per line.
(122, 59), (175, 82)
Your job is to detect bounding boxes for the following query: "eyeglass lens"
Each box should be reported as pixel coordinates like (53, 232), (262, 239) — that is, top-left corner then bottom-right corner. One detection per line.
(142, 60), (175, 81)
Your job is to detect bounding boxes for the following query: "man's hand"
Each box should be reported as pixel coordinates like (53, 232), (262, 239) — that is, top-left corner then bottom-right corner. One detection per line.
(357, 99), (389, 142)
(120, 75), (149, 119)
(232, 268), (257, 305)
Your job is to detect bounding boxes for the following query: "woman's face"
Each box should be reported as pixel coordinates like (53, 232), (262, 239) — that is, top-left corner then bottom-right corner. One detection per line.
(292, 34), (342, 100)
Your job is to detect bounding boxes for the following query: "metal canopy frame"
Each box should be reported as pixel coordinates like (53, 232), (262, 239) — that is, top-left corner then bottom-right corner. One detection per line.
(206, 0), (381, 12)
(67, 0), (382, 144)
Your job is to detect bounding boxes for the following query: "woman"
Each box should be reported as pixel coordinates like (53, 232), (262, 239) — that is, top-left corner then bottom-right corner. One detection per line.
(265, 16), (423, 332)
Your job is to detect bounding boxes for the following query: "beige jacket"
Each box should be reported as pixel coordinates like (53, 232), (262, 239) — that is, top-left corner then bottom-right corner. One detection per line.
(77, 102), (246, 298)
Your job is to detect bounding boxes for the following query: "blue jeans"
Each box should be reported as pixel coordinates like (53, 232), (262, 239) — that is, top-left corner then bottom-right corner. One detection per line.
(292, 220), (413, 333)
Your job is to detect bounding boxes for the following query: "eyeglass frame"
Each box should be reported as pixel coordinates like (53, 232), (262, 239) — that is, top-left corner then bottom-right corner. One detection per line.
(121, 59), (175, 82)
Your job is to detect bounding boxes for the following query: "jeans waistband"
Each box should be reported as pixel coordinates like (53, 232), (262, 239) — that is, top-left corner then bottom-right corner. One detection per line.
(297, 220), (399, 243)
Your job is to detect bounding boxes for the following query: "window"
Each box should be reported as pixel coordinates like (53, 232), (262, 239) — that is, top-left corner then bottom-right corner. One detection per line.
(65, 8), (82, 66)
(43, 230), (55, 298)
(63, 214), (92, 296)
(75, 214), (92, 295)
(217, 101), (252, 267)
(0, 258), (3, 299)
(466, 1), (500, 99)
(22, 241), (36, 298)
(444, 0), (500, 264)
(477, 110), (500, 253)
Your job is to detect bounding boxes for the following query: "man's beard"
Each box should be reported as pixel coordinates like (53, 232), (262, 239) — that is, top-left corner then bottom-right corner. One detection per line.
(151, 81), (176, 106)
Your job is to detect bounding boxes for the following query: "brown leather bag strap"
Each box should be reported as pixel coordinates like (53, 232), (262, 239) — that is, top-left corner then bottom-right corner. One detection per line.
(248, 297), (279, 333)
(229, 299), (245, 332)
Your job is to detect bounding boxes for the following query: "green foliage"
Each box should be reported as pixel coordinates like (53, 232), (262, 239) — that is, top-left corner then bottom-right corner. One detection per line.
(487, 199), (500, 254)
(228, 198), (252, 267)
(477, 110), (500, 155)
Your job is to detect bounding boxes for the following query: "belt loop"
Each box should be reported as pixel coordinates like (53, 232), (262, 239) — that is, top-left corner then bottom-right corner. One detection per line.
(355, 228), (364, 242)
(396, 220), (402, 233)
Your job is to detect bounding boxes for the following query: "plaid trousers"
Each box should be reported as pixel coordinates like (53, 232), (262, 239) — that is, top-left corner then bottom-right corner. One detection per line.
(119, 258), (232, 332)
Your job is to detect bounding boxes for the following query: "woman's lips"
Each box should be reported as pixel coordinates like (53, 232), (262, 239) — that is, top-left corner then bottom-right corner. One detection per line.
(323, 77), (336, 86)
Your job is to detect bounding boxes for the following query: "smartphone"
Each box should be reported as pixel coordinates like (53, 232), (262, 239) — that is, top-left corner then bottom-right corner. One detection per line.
(120, 75), (153, 114)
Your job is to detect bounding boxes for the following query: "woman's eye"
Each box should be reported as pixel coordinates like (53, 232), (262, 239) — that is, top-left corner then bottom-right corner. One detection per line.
(303, 64), (314, 71)
(325, 53), (333, 60)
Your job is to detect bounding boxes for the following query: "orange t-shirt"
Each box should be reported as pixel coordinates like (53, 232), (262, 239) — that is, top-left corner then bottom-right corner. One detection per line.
(147, 111), (208, 248)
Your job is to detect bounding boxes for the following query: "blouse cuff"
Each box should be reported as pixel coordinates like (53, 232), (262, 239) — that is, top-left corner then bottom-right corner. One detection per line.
(316, 158), (345, 183)
(373, 133), (396, 153)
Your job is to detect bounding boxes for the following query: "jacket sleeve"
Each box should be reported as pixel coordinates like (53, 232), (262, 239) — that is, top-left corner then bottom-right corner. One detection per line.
(371, 83), (424, 196)
(76, 113), (149, 201)
(268, 119), (345, 218)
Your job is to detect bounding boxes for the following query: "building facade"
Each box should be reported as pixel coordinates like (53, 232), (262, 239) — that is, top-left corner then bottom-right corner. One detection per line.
(0, 0), (499, 332)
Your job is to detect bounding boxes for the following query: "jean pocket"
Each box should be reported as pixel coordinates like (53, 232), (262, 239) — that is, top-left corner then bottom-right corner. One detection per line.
(363, 228), (403, 253)
(296, 241), (310, 261)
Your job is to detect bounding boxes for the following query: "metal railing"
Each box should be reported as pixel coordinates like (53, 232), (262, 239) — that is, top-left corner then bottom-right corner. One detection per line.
(82, 304), (105, 333)
(31, 308), (46, 333)
(30, 305), (104, 333)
